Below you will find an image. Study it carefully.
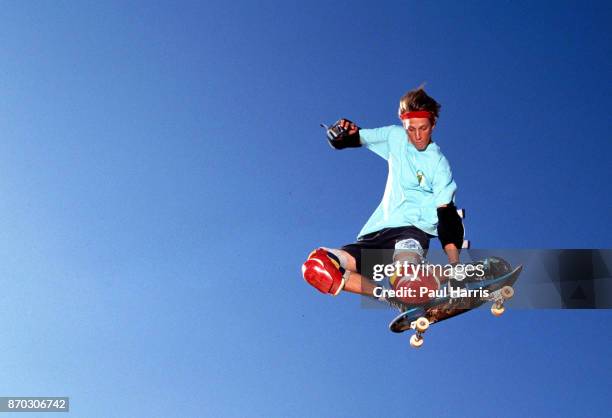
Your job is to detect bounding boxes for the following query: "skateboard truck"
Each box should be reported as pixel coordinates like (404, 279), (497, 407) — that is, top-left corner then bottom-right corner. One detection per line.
(490, 286), (515, 317)
(409, 317), (430, 348)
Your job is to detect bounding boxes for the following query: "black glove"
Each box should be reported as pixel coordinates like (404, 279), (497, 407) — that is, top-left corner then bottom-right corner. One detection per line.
(321, 119), (361, 149)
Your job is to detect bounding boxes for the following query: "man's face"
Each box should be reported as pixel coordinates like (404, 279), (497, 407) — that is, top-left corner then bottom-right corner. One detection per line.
(402, 117), (434, 151)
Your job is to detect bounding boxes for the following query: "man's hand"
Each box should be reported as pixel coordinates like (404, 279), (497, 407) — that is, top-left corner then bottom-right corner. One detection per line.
(443, 243), (460, 265)
(323, 118), (361, 149)
(335, 119), (359, 136)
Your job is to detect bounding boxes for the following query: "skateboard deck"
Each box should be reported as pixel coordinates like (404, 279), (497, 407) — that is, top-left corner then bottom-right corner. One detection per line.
(389, 258), (523, 336)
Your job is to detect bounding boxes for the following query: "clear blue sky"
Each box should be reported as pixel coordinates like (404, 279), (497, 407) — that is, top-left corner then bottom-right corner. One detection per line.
(0, 1), (610, 417)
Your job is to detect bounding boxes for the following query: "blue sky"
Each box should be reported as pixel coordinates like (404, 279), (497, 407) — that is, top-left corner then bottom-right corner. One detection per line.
(0, 1), (610, 417)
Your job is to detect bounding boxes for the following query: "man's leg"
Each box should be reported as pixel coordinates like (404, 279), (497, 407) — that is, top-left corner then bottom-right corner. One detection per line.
(390, 244), (441, 305)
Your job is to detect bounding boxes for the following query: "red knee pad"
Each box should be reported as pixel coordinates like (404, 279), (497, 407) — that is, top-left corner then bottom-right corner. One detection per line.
(390, 264), (440, 304)
(302, 249), (346, 296)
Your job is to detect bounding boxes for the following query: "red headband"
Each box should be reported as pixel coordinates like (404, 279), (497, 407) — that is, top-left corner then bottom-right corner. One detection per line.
(400, 111), (432, 120)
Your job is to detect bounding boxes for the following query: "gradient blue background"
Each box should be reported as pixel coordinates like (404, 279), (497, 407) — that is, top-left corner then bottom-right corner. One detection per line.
(0, 1), (610, 417)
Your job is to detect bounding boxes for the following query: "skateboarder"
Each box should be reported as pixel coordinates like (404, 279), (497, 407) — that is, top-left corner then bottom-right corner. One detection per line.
(302, 87), (464, 307)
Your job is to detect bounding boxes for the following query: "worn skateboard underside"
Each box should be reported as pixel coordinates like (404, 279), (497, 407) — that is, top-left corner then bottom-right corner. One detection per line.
(389, 262), (522, 333)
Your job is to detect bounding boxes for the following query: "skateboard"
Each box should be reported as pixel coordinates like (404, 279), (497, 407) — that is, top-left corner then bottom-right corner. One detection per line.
(388, 257), (523, 348)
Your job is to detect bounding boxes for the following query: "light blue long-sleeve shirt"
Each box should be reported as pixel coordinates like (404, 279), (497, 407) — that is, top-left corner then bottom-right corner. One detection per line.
(357, 125), (457, 238)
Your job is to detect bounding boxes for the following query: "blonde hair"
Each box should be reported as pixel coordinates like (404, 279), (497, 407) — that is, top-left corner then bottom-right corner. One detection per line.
(398, 85), (441, 124)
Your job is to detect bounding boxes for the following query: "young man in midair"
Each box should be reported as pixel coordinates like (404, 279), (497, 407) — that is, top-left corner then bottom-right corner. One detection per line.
(302, 87), (464, 307)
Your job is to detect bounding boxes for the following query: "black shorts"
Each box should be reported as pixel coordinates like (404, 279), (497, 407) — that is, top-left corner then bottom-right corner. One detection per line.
(341, 226), (431, 276)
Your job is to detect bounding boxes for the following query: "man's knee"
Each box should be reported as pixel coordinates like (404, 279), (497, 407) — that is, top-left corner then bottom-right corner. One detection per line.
(393, 238), (425, 264)
(301, 248), (348, 296)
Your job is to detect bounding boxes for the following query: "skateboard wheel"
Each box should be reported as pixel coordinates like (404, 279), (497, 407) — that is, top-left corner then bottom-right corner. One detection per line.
(410, 334), (424, 348)
(415, 317), (430, 332)
(491, 305), (505, 317)
(501, 286), (514, 299)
